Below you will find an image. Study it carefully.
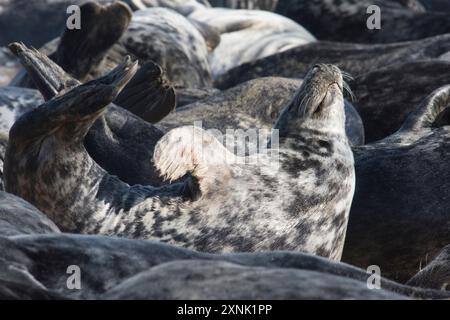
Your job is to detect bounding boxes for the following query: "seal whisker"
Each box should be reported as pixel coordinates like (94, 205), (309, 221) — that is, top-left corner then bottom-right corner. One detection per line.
(343, 80), (355, 102)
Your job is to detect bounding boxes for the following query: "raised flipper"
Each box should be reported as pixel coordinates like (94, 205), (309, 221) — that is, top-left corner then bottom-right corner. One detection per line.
(10, 42), (176, 125)
(154, 126), (234, 195)
(115, 61), (176, 123)
(54, 1), (132, 80)
(11, 1), (132, 88)
(9, 42), (79, 100)
(188, 18), (221, 52)
(9, 55), (137, 143)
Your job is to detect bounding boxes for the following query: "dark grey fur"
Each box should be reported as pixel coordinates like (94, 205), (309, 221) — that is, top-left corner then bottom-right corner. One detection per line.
(215, 34), (450, 90)
(351, 60), (450, 142)
(275, 0), (450, 44)
(208, 0), (278, 11)
(2, 234), (449, 299)
(4, 61), (355, 260)
(343, 85), (450, 282)
(407, 244), (450, 291)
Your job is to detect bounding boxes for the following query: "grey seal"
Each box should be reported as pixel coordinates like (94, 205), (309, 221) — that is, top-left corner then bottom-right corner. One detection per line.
(159, 77), (364, 146)
(5, 62), (355, 260)
(1, 234), (449, 299)
(219, 58), (450, 143)
(11, 1), (133, 88)
(275, 0), (450, 43)
(0, 0), (141, 48)
(420, 0), (450, 12)
(104, 7), (213, 89)
(6, 43), (175, 186)
(407, 244), (450, 291)
(208, 0), (279, 11)
(215, 34), (450, 90)
(343, 85), (450, 282)
(0, 133), (8, 191)
(350, 60), (450, 142)
(189, 7), (316, 78)
(0, 191), (60, 237)
(16, 5), (213, 90)
(0, 46), (19, 86)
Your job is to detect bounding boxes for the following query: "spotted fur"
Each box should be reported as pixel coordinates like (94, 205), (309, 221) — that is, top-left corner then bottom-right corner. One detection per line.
(5, 62), (355, 260)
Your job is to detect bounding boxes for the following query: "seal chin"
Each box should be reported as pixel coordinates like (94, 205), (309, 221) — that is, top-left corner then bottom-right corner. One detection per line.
(274, 64), (347, 139)
(298, 64), (344, 118)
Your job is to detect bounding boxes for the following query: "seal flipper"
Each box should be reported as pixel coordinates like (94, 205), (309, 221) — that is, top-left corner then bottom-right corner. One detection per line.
(8, 42), (79, 101)
(115, 61), (176, 123)
(54, 1), (132, 81)
(154, 126), (234, 195)
(9, 56), (137, 143)
(10, 1), (132, 88)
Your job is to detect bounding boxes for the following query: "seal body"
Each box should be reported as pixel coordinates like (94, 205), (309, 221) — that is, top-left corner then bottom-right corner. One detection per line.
(189, 8), (315, 78)
(5, 60), (355, 260)
(4, 234), (448, 300)
(0, 0), (139, 47)
(208, 0), (278, 11)
(215, 34), (450, 89)
(350, 60), (450, 142)
(0, 47), (19, 86)
(343, 85), (450, 282)
(275, 0), (450, 43)
(4, 44), (175, 186)
(107, 8), (212, 88)
(159, 77), (364, 146)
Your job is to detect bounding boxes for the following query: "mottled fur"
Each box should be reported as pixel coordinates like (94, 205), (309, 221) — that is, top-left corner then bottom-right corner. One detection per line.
(159, 77), (364, 146)
(5, 62), (355, 260)
(189, 8), (315, 78)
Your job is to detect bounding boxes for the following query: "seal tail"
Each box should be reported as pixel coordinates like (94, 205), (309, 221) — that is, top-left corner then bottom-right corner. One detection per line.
(399, 85), (450, 132)
(114, 61), (176, 123)
(153, 126), (234, 194)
